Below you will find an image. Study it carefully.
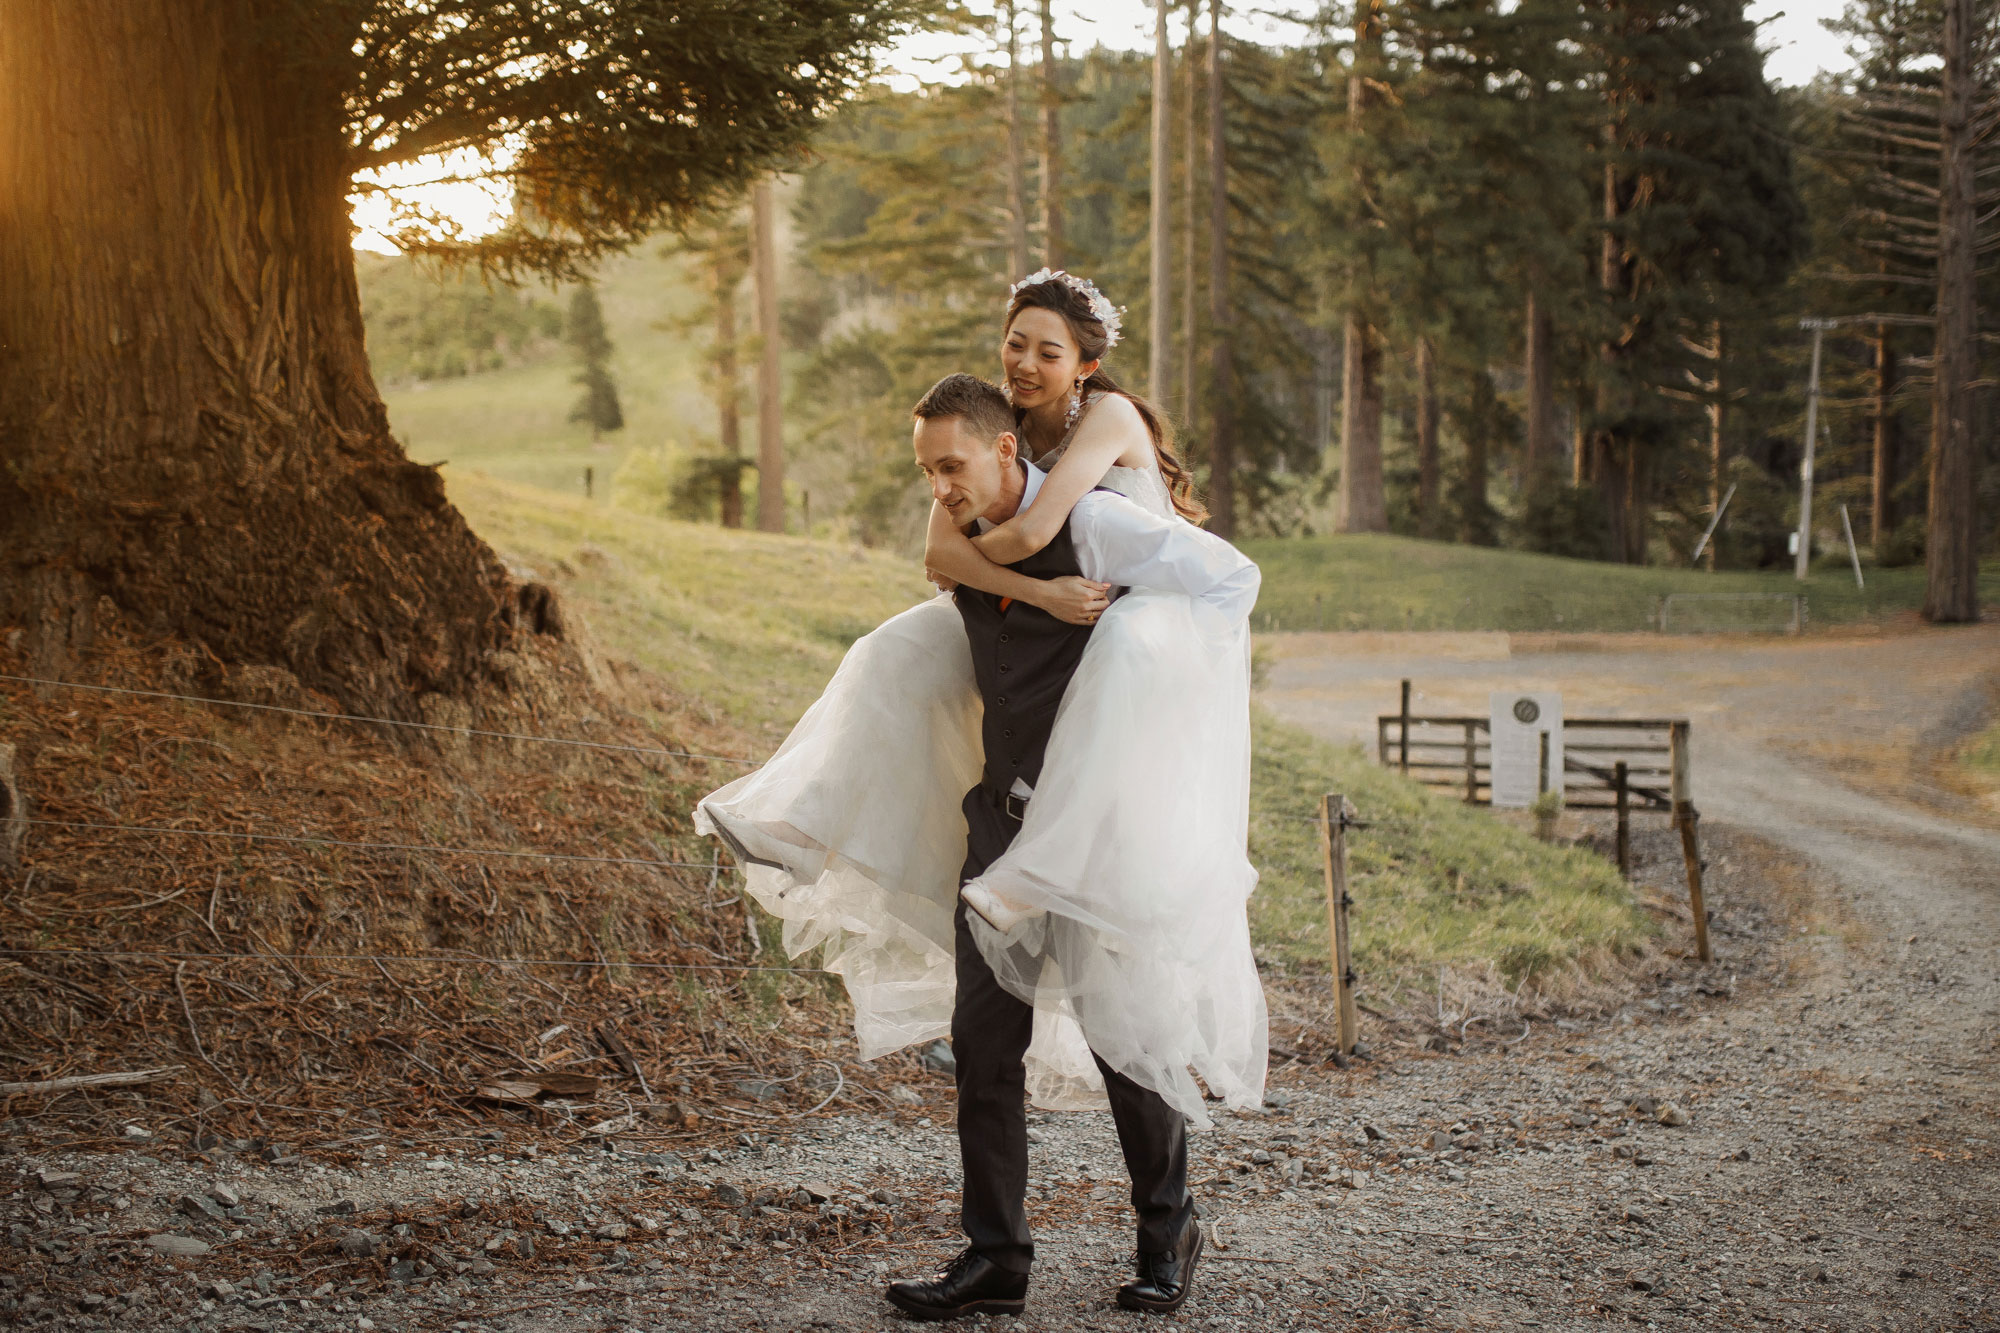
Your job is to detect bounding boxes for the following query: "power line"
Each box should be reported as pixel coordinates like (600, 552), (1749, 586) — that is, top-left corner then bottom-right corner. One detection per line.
(25, 818), (723, 873)
(0, 946), (822, 976)
(0, 672), (760, 767)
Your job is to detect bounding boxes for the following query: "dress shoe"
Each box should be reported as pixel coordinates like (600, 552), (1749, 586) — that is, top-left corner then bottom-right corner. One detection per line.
(885, 1247), (1028, 1320)
(1116, 1214), (1203, 1314)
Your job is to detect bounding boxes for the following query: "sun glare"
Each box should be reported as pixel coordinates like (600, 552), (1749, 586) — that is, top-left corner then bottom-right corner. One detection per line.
(348, 147), (515, 255)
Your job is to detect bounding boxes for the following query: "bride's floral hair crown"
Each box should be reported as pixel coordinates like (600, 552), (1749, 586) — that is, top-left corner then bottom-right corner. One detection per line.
(1008, 268), (1124, 349)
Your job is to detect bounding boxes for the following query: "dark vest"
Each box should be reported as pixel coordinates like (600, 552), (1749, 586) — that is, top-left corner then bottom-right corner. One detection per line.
(954, 500), (1099, 796)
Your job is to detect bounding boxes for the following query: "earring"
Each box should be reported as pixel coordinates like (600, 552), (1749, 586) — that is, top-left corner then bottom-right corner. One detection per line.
(1064, 379), (1085, 432)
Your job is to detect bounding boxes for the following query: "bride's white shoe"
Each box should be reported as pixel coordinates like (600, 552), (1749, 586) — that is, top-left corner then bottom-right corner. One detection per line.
(961, 884), (1045, 934)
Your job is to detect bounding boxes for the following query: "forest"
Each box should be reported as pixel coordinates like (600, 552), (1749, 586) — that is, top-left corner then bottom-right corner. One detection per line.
(360, 0), (1998, 621)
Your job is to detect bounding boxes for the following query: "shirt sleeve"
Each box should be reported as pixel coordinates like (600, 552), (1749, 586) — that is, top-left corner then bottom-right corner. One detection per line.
(1070, 493), (1261, 626)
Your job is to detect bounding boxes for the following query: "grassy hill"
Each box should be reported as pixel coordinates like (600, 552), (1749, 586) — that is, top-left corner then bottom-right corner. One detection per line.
(449, 472), (1653, 1011)
(1244, 532), (2000, 633)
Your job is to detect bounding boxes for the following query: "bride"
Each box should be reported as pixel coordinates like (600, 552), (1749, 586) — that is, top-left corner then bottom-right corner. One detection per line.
(696, 271), (1266, 1126)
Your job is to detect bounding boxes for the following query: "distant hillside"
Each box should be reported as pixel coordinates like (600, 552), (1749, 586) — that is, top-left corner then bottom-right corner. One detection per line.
(360, 246), (714, 500)
(1245, 532), (2000, 633)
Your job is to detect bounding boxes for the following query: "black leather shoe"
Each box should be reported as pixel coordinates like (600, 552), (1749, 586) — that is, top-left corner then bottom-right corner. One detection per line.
(1116, 1215), (1204, 1314)
(885, 1247), (1028, 1321)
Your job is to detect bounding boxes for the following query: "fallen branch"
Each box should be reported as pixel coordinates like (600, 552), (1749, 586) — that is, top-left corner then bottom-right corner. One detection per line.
(0, 1066), (185, 1096)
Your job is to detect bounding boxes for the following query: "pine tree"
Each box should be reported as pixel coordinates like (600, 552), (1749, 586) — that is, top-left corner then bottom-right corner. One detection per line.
(566, 287), (624, 440)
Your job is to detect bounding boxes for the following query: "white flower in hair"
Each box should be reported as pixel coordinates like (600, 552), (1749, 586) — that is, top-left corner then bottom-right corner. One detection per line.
(1010, 267), (1125, 348)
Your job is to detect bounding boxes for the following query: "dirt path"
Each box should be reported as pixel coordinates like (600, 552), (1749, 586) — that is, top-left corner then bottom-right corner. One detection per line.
(7, 627), (1998, 1332)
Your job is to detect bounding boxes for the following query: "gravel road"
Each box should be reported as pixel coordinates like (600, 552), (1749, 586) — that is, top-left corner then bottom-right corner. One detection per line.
(6, 625), (1997, 1332)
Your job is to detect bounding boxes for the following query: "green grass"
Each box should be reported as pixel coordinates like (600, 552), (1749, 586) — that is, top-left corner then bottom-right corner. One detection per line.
(1247, 712), (1651, 1000)
(452, 471), (1650, 994)
(379, 246), (714, 499)
(451, 472), (932, 740)
(1962, 720), (2000, 780)
(1241, 532), (2000, 633)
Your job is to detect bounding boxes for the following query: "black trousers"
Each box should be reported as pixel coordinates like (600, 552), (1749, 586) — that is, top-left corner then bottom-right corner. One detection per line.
(952, 785), (1192, 1276)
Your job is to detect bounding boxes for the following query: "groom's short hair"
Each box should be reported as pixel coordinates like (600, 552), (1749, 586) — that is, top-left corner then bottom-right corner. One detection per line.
(913, 373), (1014, 448)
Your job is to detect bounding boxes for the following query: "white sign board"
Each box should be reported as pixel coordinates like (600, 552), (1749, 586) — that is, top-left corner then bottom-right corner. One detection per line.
(1489, 691), (1563, 808)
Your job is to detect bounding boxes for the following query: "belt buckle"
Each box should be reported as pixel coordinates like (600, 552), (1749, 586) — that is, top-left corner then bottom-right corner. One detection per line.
(1003, 792), (1028, 821)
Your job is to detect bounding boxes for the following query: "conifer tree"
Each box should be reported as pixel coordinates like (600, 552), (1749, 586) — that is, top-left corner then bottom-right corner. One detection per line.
(566, 286), (624, 441)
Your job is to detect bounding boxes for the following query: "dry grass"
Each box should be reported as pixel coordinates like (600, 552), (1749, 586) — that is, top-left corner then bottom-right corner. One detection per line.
(0, 625), (921, 1143)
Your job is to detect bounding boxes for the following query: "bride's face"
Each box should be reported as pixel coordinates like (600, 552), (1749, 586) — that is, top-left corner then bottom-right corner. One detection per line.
(1002, 307), (1097, 413)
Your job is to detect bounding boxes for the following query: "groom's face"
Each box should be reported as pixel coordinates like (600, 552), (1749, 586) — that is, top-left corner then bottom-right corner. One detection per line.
(913, 417), (1021, 526)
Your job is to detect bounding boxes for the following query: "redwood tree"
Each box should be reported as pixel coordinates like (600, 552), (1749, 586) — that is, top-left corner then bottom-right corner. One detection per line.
(0, 0), (915, 715)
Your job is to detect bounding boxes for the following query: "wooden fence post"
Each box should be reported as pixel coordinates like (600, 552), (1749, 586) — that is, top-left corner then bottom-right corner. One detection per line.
(1669, 722), (1712, 963)
(1319, 793), (1358, 1057)
(1613, 760), (1630, 878)
(1376, 716), (1389, 766)
(1398, 680), (1412, 776)
(1462, 721), (1478, 803)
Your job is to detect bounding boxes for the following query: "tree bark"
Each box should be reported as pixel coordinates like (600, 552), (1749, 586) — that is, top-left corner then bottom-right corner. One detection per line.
(1523, 284), (1557, 500)
(1178, 0), (1202, 423)
(1002, 0), (1032, 280)
(750, 178), (786, 534)
(1336, 0), (1388, 534)
(1923, 0), (1978, 623)
(1038, 0), (1065, 268)
(1590, 152), (1646, 564)
(1204, 0), (1236, 537)
(1338, 314), (1387, 532)
(712, 243), (745, 530)
(1458, 372), (1496, 546)
(1870, 324), (1899, 549)
(1707, 322), (1725, 571)
(1149, 0), (1173, 402)
(1416, 337), (1441, 540)
(0, 0), (526, 717)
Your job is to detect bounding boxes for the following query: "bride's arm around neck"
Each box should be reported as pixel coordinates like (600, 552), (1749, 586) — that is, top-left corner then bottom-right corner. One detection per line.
(972, 393), (1152, 565)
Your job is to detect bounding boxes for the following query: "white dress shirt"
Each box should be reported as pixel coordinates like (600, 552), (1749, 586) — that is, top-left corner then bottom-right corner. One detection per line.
(978, 460), (1261, 796)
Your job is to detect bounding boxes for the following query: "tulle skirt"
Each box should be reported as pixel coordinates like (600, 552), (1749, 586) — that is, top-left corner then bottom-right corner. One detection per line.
(695, 590), (1266, 1127)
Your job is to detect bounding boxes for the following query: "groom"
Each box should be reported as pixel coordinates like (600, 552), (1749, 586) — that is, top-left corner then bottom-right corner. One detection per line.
(887, 374), (1258, 1321)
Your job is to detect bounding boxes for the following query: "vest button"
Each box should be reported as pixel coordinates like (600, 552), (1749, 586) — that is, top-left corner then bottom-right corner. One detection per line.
(995, 696), (1008, 707)
(1010, 756), (1021, 766)
(1003, 729), (1015, 739)
(998, 663), (1010, 674)
(999, 633), (1011, 643)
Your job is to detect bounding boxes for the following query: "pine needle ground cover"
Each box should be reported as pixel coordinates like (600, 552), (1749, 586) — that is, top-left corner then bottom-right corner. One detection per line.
(1243, 533), (2000, 633)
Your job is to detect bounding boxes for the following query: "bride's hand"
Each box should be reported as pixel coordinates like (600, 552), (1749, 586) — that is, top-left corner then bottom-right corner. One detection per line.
(1035, 576), (1112, 626)
(925, 565), (959, 593)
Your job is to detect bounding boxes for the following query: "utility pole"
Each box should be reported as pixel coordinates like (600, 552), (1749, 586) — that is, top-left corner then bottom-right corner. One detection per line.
(1148, 0), (1172, 401)
(1794, 318), (1832, 580)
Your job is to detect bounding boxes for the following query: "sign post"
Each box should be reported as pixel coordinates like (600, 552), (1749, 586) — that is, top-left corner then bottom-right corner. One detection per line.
(1489, 692), (1563, 808)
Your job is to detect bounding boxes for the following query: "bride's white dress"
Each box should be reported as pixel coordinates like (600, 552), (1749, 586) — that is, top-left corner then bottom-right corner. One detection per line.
(695, 404), (1266, 1126)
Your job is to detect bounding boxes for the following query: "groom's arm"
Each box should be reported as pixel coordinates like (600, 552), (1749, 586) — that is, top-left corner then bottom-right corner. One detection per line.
(1069, 493), (1260, 626)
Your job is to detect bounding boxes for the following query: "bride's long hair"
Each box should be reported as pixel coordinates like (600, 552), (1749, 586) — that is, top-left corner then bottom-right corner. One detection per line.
(1004, 278), (1208, 524)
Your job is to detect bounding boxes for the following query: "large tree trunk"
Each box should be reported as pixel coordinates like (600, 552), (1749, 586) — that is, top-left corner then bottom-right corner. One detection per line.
(1458, 371), (1497, 547)
(1336, 0), (1388, 534)
(1178, 0), (1202, 423)
(1002, 0), (1032, 280)
(1038, 0), (1065, 268)
(1870, 324), (1899, 549)
(1148, 0), (1173, 402)
(1590, 154), (1646, 564)
(711, 244), (745, 530)
(0, 0), (524, 717)
(1523, 284), (1557, 500)
(751, 179), (786, 534)
(1203, 0), (1236, 537)
(1923, 0), (1979, 623)
(1416, 337), (1441, 539)
(1338, 314), (1387, 532)
(1707, 322), (1726, 571)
